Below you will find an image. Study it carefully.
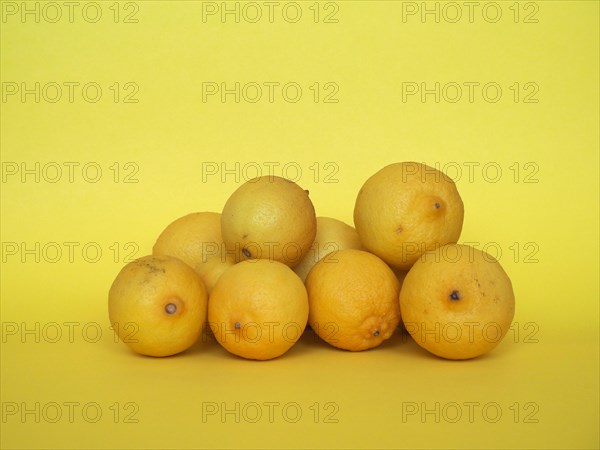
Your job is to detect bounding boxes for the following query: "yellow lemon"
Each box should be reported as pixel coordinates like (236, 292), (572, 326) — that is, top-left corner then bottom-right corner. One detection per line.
(400, 244), (515, 360)
(306, 249), (401, 351)
(152, 212), (235, 293)
(354, 162), (464, 270)
(108, 255), (208, 357)
(221, 176), (316, 267)
(294, 216), (364, 282)
(208, 259), (308, 360)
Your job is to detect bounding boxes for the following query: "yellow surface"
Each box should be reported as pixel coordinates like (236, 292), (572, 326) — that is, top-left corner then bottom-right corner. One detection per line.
(1, 1), (598, 448)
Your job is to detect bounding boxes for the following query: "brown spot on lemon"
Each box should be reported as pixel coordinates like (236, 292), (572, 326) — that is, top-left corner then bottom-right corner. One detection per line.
(354, 163), (463, 270)
(400, 244), (515, 360)
(109, 255), (208, 357)
(221, 176), (316, 267)
(208, 260), (308, 360)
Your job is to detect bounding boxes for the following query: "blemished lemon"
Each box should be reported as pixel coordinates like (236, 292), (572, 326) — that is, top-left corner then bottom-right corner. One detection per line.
(208, 259), (309, 360)
(354, 162), (464, 270)
(108, 255), (208, 357)
(294, 217), (364, 282)
(400, 244), (515, 360)
(306, 249), (401, 351)
(152, 212), (235, 294)
(221, 176), (317, 267)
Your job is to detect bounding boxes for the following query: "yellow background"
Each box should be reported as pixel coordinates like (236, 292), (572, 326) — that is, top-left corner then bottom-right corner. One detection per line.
(1, 1), (598, 448)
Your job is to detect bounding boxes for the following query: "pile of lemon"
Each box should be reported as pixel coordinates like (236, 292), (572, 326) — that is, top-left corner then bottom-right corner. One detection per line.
(109, 162), (515, 361)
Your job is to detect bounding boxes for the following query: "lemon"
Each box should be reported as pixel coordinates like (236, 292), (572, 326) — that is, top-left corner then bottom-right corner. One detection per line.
(208, 259), (308, 360)
(354, 162), (464, 270)
(400, 244), (515, 360)
(294, 217), (364, 282)
(152, 212), (235, 294)
(108, 255), (208, 357)
(306, 249), (401, 351)
(221, 176), (317, 267)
